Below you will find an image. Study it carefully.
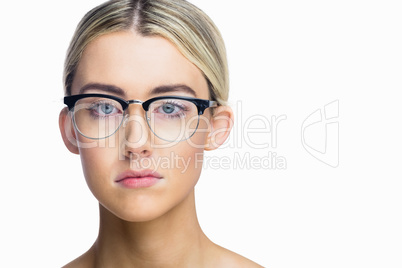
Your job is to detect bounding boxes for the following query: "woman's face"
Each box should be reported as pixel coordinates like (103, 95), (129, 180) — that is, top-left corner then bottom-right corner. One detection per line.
(66, 31), (213, 222)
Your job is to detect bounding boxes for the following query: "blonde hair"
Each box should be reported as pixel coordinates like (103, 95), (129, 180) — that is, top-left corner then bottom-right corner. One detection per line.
(64, 0), (229, 105)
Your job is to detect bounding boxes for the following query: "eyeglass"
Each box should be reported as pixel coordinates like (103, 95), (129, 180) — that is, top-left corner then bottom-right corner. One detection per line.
(64, 93), (217, 141)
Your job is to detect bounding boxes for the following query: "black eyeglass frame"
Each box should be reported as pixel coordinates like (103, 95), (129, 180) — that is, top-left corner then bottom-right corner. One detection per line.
(64, 93), (218, 115)
(63, 93), (218, 141)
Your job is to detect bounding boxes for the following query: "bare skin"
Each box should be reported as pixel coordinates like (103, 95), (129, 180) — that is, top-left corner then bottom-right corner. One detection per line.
(63, 190), (262, 268)
(60, 31), (263, 268)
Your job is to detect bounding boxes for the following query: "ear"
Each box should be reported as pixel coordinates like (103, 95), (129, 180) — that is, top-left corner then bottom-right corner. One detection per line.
(59, 107), (79, 154)
(204, 105), (234, 151)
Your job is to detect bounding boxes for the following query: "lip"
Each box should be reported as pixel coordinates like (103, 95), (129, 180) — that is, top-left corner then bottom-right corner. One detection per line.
(115, 170), (163, 189)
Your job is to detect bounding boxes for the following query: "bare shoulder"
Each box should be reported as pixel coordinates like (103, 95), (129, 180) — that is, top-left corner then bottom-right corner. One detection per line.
(62, 248), (94, 268)
(210, 244), (264, 268)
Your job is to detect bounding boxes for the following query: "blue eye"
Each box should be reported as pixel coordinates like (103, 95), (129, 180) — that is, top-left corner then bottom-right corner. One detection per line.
(155, 101), (188, 118)
(87, 100), (122, 118)
(162, 103), (176, 114)
(101, 103), (114, 114)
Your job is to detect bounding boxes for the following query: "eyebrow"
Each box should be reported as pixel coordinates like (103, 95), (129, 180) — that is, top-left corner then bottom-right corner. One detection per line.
(79, 83), (197, 98)
(149, 84), (197, 97)
(79, 83), (126, 96)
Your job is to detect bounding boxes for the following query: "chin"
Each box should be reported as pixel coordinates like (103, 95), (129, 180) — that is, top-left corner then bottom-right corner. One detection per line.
(102, 201), (169, 223)
(115, 210), (167, 223)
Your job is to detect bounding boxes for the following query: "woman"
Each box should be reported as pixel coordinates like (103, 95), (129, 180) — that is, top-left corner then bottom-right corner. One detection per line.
(59, 0), (262, 266)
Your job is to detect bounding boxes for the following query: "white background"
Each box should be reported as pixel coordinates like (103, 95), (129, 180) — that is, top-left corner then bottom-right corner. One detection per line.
(1, 0), (401, 267)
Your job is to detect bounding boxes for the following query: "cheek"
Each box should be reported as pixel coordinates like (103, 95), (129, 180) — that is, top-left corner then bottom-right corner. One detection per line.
(158, 131), (207, 202)
(166, 142), (203, 180)
(182, 114), (212, 150)
(78, 140), (120, 197)
(163, 118), (210, 177)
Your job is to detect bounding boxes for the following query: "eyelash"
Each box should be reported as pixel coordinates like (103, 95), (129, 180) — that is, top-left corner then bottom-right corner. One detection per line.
(87, 101), (122, 119)
(155, 100), (189, 118)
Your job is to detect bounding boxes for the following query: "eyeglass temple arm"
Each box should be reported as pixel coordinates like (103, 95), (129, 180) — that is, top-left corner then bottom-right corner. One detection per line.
(198, 100), (218, 115)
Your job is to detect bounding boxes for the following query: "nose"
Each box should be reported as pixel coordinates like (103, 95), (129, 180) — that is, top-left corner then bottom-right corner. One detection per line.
(121, 106), (153, 159)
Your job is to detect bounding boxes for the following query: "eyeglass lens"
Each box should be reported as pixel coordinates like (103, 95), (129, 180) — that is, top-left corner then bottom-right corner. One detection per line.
(72, 96), (200, 141)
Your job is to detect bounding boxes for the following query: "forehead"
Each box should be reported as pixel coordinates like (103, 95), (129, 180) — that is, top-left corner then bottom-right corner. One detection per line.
(71, 31), (209, 99)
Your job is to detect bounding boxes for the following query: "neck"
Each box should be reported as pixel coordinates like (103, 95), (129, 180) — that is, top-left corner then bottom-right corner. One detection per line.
(91, 190), (211, 267)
